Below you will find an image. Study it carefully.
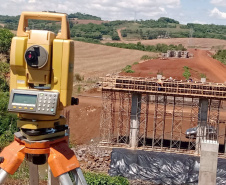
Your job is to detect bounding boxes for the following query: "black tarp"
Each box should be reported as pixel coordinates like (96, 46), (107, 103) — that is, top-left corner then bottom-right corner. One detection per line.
(109, 148), (226, 185)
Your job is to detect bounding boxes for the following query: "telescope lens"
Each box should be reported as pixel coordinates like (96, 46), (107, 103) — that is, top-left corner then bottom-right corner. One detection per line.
(25, 51), (37, 62)
(24, 45), (48, 69)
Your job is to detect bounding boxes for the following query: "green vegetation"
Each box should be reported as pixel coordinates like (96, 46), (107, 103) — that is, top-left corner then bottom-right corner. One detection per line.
(200, 73), (206, 78)
(71, 23), (111, 40)
(0, 29), (14, 54)
(84, 171), (129, 185)
(74, 37), (101, 44)
(68, 12), (101, 20)
(2, 13), (226, 42)
(133, 61), (139, 65)
(213, 50), (226, 65)
(140, 55), (157, 60)
(0, 28), (17, 150)
(105, 42), (186, 53)
(183, 66), (191, 80)
(0, 62), (17, 150)
(122, 65), (135, 73)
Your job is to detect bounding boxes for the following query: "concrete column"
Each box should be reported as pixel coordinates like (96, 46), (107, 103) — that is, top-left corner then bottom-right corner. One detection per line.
(198, 140), (219, 185)
(198, 98), (208, 125)
(130, 93), (141, 149)
(196, 98), (209, 154)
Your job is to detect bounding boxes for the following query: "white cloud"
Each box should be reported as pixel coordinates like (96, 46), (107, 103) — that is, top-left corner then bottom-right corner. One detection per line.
(0, 0), (180, 20)
(28, 0), (36, 3)
(210, 0), (226, 7)
(210, 7), (226, 19)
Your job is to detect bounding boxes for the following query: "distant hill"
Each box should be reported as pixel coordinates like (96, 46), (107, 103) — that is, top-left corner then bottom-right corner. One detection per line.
(1, 13), (226, 46)
(68, 12), (101, 20)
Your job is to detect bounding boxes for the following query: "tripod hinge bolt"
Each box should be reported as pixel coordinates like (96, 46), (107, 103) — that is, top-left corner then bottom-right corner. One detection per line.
(0, 157), (4, 163)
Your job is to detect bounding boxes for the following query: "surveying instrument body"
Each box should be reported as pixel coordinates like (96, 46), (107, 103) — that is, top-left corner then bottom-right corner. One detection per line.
(0, 12), (87, 185)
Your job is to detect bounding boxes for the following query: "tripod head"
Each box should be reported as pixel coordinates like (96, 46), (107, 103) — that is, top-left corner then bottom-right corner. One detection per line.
(8, 12), (75, 136)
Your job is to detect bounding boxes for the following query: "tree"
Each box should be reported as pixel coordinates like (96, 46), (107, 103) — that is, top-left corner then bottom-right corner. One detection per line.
(0, 29), (14, 54)
(112, 35), (120, 40)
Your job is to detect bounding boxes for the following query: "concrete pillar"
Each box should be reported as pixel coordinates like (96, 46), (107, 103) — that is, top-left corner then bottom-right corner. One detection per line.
(198, 140), (219, 185)
(196, 98), (209, 154)
(130, 93), (141, 149)
(198, 98), (208, 124)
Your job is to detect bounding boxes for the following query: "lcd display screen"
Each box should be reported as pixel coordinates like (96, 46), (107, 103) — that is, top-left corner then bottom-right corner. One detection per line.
(12, 94), (37, 105)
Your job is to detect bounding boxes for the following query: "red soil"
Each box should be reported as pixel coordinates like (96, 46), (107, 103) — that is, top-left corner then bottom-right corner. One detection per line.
(68, 48), (226, 145)
(66, 93), (102, 145)
(121, 49), (226, 83)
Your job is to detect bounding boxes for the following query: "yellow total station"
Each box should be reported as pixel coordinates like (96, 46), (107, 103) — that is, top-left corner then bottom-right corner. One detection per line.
(8, 12), (75, 139)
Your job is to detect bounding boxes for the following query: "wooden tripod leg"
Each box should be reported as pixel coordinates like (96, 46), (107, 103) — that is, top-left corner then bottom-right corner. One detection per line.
(0, 140), (25, 175)
(48, 140), (80, 177)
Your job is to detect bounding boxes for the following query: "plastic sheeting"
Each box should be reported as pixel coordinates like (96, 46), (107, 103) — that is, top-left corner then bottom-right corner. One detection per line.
(109, 148), (226, 185)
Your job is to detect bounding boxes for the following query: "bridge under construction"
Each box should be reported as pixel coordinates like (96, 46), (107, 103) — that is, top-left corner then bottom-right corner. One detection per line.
(99, 75), (226, 156)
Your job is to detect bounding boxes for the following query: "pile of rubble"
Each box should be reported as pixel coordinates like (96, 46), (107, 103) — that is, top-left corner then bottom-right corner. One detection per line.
(72, 144), (155, 185)
(72, 144), (112, 173)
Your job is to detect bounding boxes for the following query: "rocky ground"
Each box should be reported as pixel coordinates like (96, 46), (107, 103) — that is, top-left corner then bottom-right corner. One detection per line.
(72, 144), (155, 185)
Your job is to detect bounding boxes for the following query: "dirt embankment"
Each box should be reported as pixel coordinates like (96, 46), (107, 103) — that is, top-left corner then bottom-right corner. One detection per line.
(69, 46), (226, 145)
(66, 93), (102, 145)
(121, 49), (226, 83)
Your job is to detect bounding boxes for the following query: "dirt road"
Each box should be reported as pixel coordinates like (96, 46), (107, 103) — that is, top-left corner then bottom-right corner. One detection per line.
(117, 27), (126, 42)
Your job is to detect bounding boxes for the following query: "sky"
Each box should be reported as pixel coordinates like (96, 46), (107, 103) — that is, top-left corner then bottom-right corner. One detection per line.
(1, 0), (226, 25)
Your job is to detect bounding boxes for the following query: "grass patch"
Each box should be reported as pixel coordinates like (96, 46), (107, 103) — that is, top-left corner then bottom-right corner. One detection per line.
(140, 55), (156, 60)
(84, 171), (129, 185)
(122, 65), (135, 73)
(200, 73), (206, 78)
(74, 73), (84, 82)
(133, 61), (139, 65)
(183, 66), (191, 80)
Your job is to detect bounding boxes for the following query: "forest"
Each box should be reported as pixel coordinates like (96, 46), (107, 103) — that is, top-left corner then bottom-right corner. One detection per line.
(1, 14), (226, 42)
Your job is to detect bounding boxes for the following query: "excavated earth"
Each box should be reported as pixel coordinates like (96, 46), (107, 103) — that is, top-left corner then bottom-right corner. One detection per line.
(7, 39), (226, 184)
(64, 46), (226, 185)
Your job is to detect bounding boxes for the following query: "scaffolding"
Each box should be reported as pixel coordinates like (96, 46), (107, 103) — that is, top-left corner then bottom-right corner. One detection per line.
(100, 90), (116, 144)
(117, 92), (131, 144)
(100, 76), (225, 155)
(152, 95), (166, 150)
(170, 96), (184, 151)
(138, 94), (149, 147)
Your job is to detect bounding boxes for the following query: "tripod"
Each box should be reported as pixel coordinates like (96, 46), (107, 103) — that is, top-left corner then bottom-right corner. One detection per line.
(0, 132), (87, 185)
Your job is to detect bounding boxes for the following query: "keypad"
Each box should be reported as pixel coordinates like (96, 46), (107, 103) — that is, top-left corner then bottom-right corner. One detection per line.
(37, 92), (58, 114)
